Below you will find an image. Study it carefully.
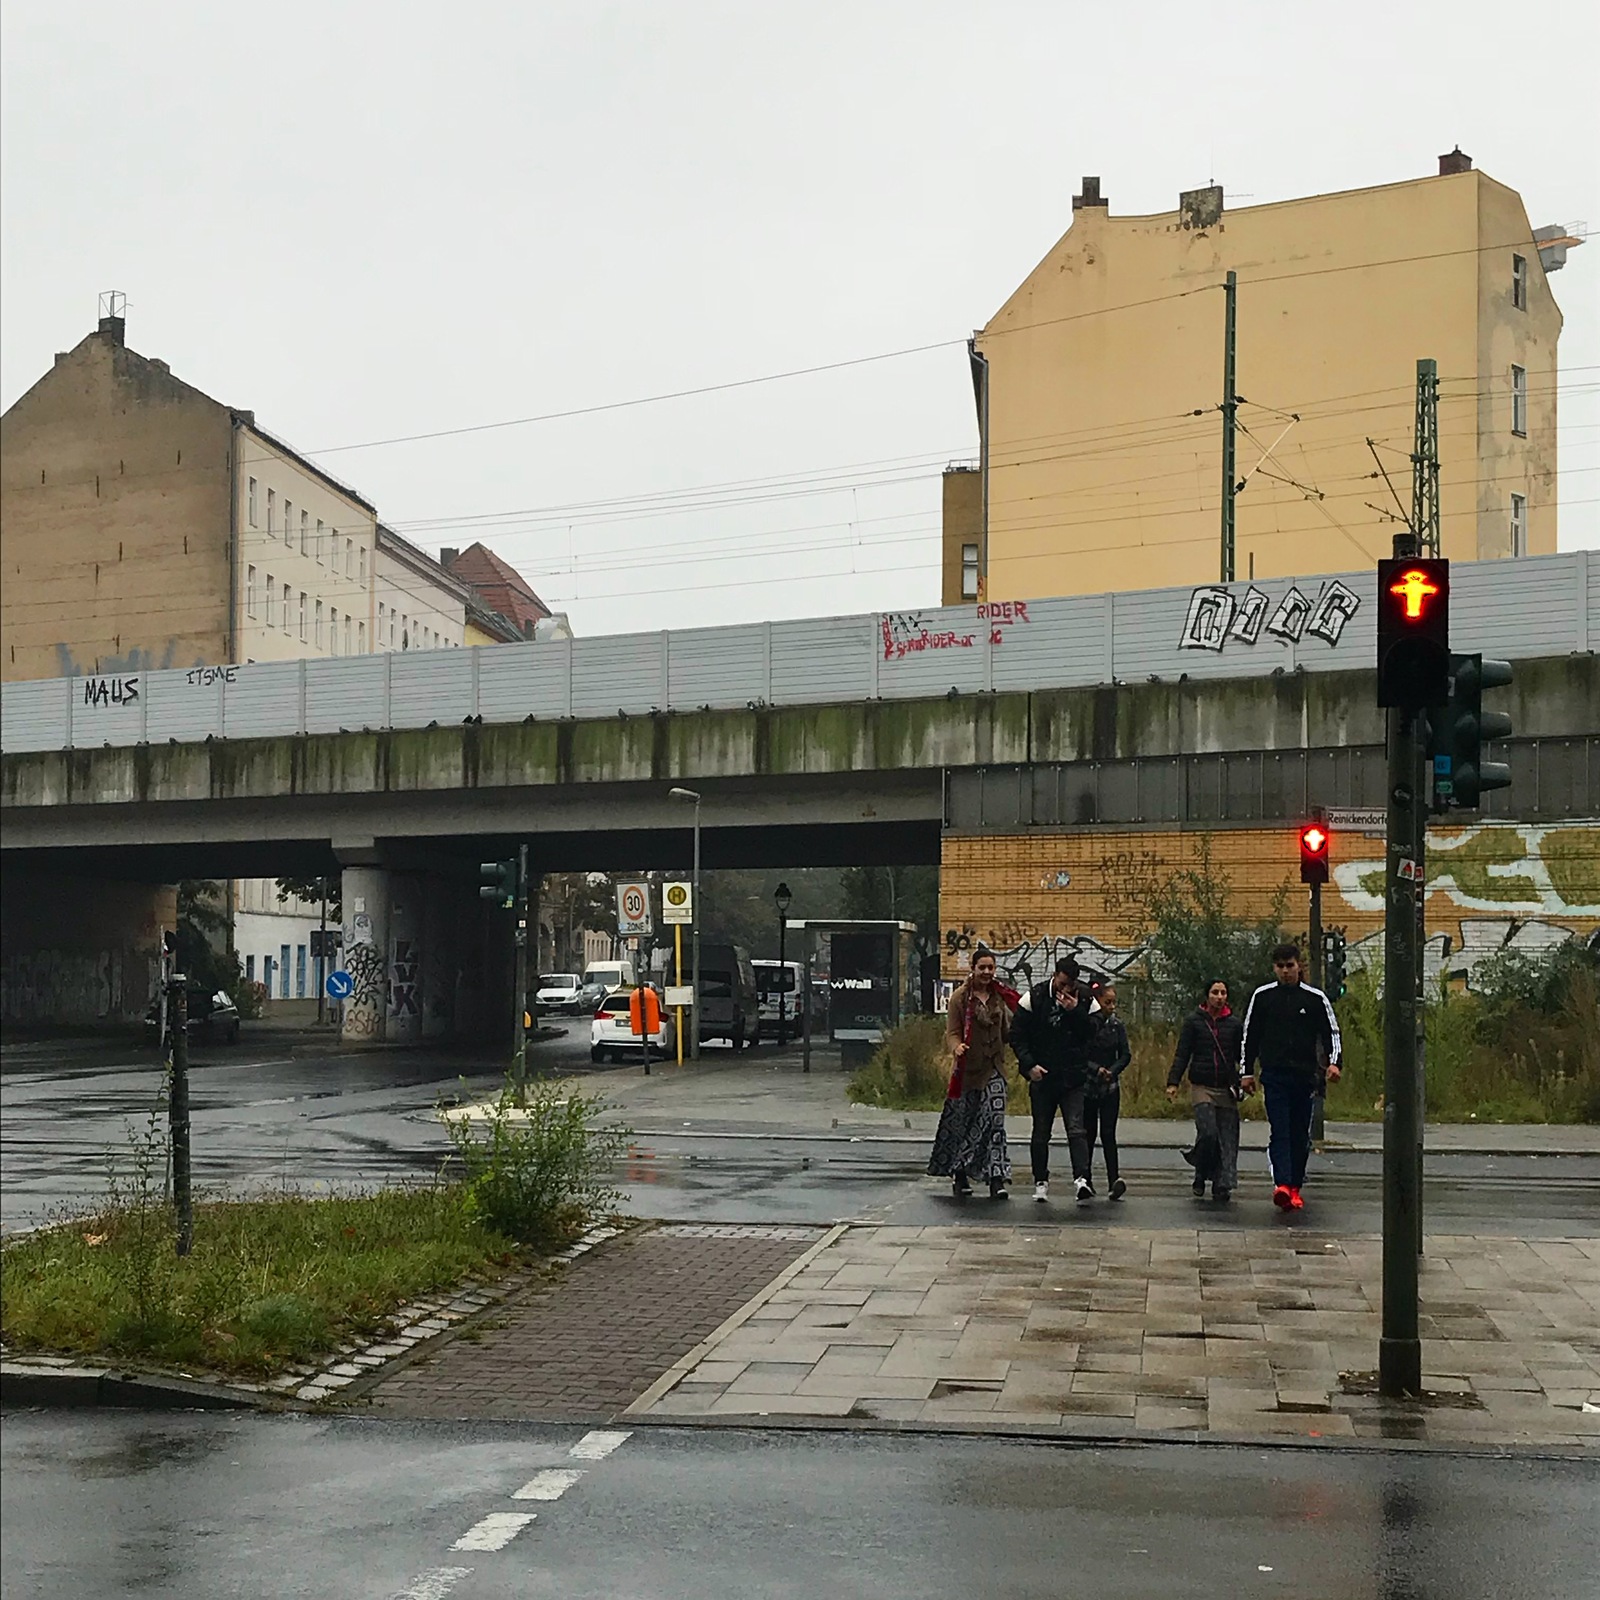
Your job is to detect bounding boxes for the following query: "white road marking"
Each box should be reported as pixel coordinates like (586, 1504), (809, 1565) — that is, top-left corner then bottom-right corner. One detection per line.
(513, 1468), (586, 1500)
(387, 1568), (474, 1600)
(450, 1512), (536, 1552)
(569, 1429), (631, 1461)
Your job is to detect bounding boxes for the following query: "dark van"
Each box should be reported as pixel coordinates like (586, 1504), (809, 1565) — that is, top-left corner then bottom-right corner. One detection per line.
(653, 940), (760, 1050)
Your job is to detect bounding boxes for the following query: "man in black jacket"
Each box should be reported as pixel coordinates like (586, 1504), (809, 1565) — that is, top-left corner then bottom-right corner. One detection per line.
(1241, 942), (1342, 1212)
(1014, 957), (1097, 1204)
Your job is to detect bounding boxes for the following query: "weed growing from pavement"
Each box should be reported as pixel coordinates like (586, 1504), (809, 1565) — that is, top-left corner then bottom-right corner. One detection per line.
(442, 1073), (631, 1250)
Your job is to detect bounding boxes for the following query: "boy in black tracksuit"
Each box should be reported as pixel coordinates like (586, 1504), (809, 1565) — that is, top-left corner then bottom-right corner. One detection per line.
(1013, 957), (1097, 1203)
(1084, 984), (1131, 1199)
(1240, 942), (1342, 1212)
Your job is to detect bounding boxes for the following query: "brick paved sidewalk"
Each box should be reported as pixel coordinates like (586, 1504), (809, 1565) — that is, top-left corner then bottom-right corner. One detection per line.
(363, 1223), (825, 1422)
(632, 1224), (1600, 1447)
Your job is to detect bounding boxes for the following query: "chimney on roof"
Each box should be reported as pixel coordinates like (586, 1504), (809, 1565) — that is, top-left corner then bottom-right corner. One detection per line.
(441, 547), (459, 567)
(1438, 146), (1472, 176)
(1072, 177), (1108, 213)
(97, 289), (126, 347)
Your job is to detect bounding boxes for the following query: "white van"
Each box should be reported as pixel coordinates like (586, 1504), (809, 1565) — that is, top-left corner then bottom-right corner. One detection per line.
(752, 960), (803, 1038)
(583, 959), (634, 992)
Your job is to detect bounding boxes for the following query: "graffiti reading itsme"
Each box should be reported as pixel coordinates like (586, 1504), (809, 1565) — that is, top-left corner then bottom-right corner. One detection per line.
(82, 676), (140, 708)
(1179, 579), (1361, 654)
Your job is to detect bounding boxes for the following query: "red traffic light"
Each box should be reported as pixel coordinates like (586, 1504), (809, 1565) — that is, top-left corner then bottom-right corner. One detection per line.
(1387, 567), (1442, 621)
(1299, 822), (1330, 884)
(1377, 556), (1450, 708)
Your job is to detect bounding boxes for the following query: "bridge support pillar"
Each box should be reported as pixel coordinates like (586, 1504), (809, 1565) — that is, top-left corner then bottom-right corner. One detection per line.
(341, 866), (390, 1043)
(385, 875), (424, 1045)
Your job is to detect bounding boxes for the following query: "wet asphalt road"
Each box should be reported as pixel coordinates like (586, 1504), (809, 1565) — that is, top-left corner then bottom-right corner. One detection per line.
(3, 1410), (1597, 1600)
(3, 1031), (1598, 1235)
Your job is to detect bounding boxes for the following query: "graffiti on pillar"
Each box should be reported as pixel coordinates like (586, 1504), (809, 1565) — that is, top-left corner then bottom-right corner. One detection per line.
(389, 939), (421, 1018)
(342, 941), (386, 1037)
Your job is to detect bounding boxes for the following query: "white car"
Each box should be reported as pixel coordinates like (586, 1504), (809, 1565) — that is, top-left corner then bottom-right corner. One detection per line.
(535, 973), (583, 1013)
(590, 989), (674, 1063)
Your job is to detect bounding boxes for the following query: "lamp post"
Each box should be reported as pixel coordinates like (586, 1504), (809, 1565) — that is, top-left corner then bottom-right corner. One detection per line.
(774, 881), (793, 1046)
(669, 787), (702, 1061)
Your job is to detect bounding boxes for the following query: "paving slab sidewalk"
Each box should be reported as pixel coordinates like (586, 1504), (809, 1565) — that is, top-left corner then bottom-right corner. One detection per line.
(629, 1223), (1600, 1448)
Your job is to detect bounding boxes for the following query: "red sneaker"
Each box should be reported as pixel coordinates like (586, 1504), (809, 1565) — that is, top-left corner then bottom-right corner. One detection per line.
(1288, 1188), (1305, 1211)
(1273, 1185), (1293, 1210)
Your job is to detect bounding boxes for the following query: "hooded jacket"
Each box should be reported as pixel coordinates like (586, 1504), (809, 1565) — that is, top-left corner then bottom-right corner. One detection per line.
(1012, 979), (1096, 1086)
(1167, 1006), (1244, 1092)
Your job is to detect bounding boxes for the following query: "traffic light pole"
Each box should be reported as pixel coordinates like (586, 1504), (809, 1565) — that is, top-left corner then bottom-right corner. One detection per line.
(1381, 675), (1424, 1399)
(513, 843), (530, 1103)
(1308, 877), (1325, 1145)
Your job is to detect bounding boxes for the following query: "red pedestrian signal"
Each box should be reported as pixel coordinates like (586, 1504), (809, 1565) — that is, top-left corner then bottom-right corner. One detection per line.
(1376, 557), (1449, 709)
(1299, 822), (1330, 884)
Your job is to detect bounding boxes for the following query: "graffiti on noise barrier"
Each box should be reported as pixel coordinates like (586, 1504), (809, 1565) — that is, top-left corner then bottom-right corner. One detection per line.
(82, 675), (140, 708)
(1178, 579), (1361, 654)
(882, 602), (1032, 661)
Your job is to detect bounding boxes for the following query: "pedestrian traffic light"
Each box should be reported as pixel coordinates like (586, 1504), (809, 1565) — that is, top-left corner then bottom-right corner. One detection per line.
(1322, 928), (1348, 1000)
(1376, 557), (1450, 709)
(1299, 821), (1330, 885)
(1430, 654), (1514, 810)
(479, 859), (516, 907)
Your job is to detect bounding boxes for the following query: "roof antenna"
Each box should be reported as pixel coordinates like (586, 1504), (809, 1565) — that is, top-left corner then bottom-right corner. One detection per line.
(98, 290), (126, 320)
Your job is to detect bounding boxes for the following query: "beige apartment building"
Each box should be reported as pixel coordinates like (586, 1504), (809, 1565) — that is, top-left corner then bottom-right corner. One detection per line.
(942, 151), (1578, 603)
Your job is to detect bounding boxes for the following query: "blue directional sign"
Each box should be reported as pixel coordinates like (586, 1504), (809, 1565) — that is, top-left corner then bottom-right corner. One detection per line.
(326, 969), (355, 1000)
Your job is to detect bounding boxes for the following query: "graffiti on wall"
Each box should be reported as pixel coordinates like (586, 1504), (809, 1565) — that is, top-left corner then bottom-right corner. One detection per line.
(389, 939), (421, 1019)
(1178, 578), (1360, 654)
(882, 601), (1033, 661)
(0, 947), (158, 1023)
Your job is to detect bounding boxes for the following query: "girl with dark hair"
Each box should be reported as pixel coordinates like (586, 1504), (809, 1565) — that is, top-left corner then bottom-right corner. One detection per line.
(1166, 978), (1245, 1201)
(928, 946), (1013, 1199)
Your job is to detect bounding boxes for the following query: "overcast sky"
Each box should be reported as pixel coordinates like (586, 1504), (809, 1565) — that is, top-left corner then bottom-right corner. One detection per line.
(4, 1), (1596, 637)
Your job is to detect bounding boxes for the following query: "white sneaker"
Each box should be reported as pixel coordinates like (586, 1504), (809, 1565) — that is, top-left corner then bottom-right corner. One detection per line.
(1033, 1181), (1049, 1203)
(1075, 1178), (1093, 1204)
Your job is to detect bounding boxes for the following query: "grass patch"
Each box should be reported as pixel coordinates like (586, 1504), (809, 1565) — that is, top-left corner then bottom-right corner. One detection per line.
(1, 1184), (519, 1376)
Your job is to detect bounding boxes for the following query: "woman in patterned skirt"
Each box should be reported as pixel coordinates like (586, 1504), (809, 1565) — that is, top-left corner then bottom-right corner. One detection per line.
(928, 947), (1013, 1199)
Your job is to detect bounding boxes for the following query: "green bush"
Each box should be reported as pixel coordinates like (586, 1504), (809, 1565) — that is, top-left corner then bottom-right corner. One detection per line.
(443, 1075), (630, 1249)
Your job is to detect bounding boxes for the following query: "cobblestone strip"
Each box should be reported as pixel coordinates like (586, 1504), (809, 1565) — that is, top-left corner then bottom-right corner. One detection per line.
(362, 1223), (825, 1421)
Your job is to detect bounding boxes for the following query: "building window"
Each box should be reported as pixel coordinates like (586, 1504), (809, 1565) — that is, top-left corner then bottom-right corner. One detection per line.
(266, 487), (275, 533)
(358, 546), (367, 585)
(390, 610), (397, 649)
(329, 608), (340, 654)
(960, 543), (979, 600)
(1510, 492), (1527, 557)
(315, 599), (325, 648)
(345, 538), (354, 578)
(245, 954), (255, 982)
(358, 621), (366, 653)
(279, 945), (291, 1000)
(1512, 254), (1528, 310)
(344, 615), (352, 654)
(329, 527), (337, 566)
(299, 592), (307, 641)
(248, 478), (258, 527)
(246, 566), (257, 618)
(265, 575), (276, 628)
(300, 509), (309, 554)
(316, 520), (325, 563)
(1511, 365), (1528, 436)
(283, 500), (294, 546)
(296, 945), (307, 999)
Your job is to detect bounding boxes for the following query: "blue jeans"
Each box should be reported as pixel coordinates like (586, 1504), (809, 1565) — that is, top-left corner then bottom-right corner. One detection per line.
(1263, 1076), (1316, 1188)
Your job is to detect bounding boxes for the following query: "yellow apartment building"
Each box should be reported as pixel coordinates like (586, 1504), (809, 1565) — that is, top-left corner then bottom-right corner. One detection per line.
(942, 151), (1579, 604)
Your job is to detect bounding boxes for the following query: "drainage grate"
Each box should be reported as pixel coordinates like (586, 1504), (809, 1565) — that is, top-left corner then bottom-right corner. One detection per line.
(655, 1224), (827, 1242)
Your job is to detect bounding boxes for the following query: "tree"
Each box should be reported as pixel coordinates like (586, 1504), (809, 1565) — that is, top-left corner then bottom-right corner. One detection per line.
(276, 875), (341, 923)
(838, 866), (939, 942)
(176, 880), (244, 998)
(1125, 836), (1289, 1021)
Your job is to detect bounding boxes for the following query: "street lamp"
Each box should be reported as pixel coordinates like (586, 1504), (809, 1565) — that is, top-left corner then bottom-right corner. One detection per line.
(774, 881), (793, 1046)
(669, 787), (702, 1060)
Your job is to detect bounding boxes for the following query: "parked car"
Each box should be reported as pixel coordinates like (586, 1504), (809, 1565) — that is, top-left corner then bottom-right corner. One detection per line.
(535, 973), (584, 1014)
(582, 959), (634, 991)
(144, 986), (241, 1047)
(574, 978), (609, 1015)
(590, 988), (674, 1063)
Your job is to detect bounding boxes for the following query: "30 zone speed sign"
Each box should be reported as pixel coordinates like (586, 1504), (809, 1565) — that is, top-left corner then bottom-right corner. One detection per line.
(616, 881), (653, 936)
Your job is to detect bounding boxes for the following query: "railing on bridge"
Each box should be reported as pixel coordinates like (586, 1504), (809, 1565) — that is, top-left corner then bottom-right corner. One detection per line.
(2, 551), (1592, 755)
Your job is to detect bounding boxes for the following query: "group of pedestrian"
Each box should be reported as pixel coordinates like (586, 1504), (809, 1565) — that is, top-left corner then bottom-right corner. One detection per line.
(929, 940), (1340, 1213)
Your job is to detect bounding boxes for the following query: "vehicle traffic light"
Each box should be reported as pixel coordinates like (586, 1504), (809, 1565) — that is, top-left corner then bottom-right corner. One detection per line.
(479, 859), (516, 907)
(1322, 928), (1348, 1000)
(1430, 654), (1514, 810)
(1299, 821), (1330, 885)
(1376, 557), (1450, 709)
